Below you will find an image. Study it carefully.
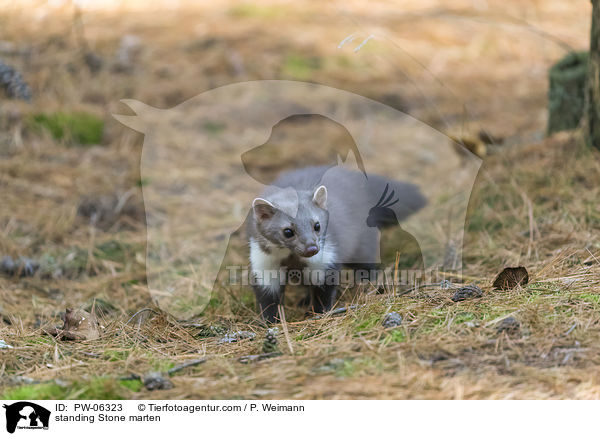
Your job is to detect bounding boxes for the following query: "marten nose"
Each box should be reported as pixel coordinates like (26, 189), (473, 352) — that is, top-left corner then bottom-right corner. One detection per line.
(303, 245), (319, 257)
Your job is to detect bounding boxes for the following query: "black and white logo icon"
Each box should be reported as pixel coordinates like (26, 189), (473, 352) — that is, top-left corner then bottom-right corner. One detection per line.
(3, 402), (50, 434)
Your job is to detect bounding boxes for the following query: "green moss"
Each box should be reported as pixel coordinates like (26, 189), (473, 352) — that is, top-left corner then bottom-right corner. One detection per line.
(208, 294), (222, 309)
(525, 282), (561, 292)
(61, 247), (89, 276)
(28, 112), (104, 146)
(239, 290), (255, 307)
(354, 313), (381, 332)
(521, 290), (542, 303)
(118, 379), (143, 392)
(95, 240), (139, 265)
(473, 303), (514, 321)
(381, 329), (406, 345)
(295, 331), (318, 341)
(2, 383), (66, 400)
(332, 55), (353, 68)
(148, 355), (175, 372)
(203, 121), (226, 134)
(453, 312), (476, 324)
(466, 182), (523, 233)
(335, 358), (382, 378)
(416, 309), (447, 334)
(24, 336), (53, 346)
(1, 377), (141, 400)
(103, 349), (130, 362)
(578, 293), (600, 305)
(281, 55), (322, 80)
(335, 360), (357, 377)
(73, 378), (134, 400)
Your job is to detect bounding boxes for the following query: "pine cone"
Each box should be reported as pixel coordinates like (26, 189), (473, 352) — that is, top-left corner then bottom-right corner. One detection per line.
(262, 327), (279, 353)
(382, 312), (402, 329)
(451, 285), (483, 302)
(0, 61), (31, 101)
(496, 317), (521, 335)
(219, 330), (256, 344)
(143, 371), (173, 391)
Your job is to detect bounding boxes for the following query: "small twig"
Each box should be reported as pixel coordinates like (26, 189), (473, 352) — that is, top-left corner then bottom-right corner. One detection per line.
(564, 322), (578, 336)
(167, 358), (207, 375)
(179, 323), (204, 328)
(393, 251), (400, 296)
(277, 305), (294, 354)
(484, 310), (521, 328)
(114, 188), (136, 215)
(79, 351), (101, 358)
(309, 305), (360, 320)
(391, 287), (415, 297)
(390, 281), (458, 298)
(585, 248), (600, 265)
(124, 308), (160, 326)
(417, 281), (457, 289)
(436, 271), (481, 282)
(238, 352), (282, 364)
(119, 373), (141, 381)
(520, 191), (535, 259)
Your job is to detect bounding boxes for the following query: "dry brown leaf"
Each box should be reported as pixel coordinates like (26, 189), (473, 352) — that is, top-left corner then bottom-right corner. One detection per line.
(492, 266), (529, 290)
(45, 308), (102, 341)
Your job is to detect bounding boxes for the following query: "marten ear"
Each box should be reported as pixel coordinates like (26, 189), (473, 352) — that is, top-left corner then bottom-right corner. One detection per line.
(252, 198), (276, 222)
(313, 185), (327, 209)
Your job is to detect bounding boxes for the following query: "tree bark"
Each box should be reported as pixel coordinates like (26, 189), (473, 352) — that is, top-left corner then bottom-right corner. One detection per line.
(585, 0), (600, 149)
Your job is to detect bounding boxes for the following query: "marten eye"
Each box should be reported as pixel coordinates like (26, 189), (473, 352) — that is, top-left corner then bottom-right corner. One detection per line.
(314, 222), (320, 232)
(283, 228), (294, 238)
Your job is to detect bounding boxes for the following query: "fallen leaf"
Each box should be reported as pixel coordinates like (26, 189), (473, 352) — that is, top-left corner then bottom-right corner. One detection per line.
(45, 308), (101, 340)
(493, 266), (529, 290)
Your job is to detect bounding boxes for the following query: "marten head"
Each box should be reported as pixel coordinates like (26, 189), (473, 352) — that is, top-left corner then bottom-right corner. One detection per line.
(252, 185), (328, 258)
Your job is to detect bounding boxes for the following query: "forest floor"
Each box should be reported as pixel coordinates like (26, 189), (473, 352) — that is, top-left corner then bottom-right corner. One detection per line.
(1, 0), (599, 399)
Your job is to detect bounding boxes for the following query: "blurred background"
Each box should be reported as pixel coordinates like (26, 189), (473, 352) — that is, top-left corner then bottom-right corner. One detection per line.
(0, 0), (598, 400)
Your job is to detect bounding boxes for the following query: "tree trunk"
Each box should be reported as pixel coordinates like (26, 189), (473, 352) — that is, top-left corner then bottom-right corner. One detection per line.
(547, 52), (587, 135)
(585, 0), (600, 149)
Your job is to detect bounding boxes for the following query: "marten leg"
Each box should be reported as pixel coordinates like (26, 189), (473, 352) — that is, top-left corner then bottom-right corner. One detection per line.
(253, 285), (284, 323)
(311, 283), (337, 313)
(297, 290), (311, 307)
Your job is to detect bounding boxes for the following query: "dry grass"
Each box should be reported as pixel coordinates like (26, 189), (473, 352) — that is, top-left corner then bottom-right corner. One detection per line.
(1, 0), (599, 399)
